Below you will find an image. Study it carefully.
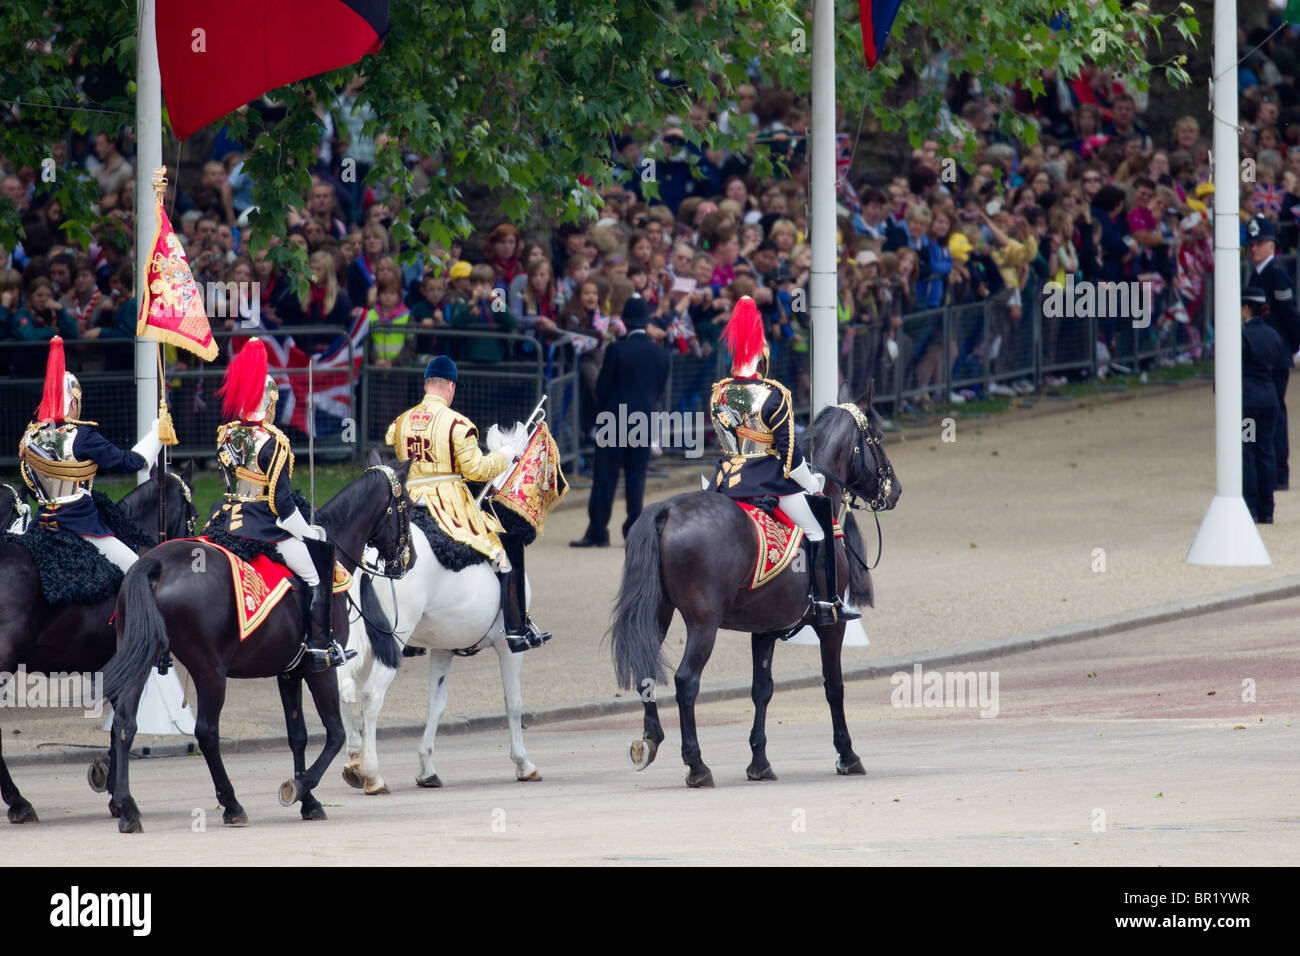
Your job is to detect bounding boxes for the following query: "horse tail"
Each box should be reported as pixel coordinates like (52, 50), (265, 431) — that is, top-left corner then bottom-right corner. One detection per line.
(841, 512), (875, 610)
(102, 557), (169, 704)
(609, 501), (671, 691)
(360, 573), (401, 670)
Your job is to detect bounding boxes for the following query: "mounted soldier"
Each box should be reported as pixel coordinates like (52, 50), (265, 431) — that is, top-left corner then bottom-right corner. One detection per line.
(386, 355), (549, 653)
(18, 335), (163, 571)
(709, 296), (858, 626)
(203, 338), (348, 673)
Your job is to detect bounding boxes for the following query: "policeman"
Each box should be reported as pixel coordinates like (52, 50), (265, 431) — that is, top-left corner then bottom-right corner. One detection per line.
(1246, 216), (1299, 489)
(708, 297), (857, 626)
(204, 338), (347, 673)
(1242, 286), (1292, 523)
(386, 355), (548, 653)
(18, 335), (162, 569)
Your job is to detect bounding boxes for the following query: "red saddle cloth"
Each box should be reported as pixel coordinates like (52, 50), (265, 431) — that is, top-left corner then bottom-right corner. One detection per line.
(733, 501), (843, 590)
(189, 538), (296, 640)
(185, 538), (351, 641)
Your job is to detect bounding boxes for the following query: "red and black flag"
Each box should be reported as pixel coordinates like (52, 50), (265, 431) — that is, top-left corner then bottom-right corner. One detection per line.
(858, 0), (905, 69)
(156, 1), (390, 140)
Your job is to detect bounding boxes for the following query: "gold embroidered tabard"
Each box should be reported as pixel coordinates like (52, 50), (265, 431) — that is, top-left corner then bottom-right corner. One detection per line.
(387, 394), (511, 562)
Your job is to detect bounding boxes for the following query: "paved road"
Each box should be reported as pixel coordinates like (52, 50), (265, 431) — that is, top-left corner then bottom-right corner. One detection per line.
(5, 596), (1297, 865)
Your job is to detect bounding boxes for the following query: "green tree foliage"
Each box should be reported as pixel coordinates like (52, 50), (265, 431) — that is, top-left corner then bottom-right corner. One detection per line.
(0, 0), (1198, 281)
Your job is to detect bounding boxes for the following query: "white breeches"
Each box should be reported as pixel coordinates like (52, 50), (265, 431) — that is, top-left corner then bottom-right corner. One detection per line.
(276, 536), (320, 586)
(777, 493), (823, 541)
(82, 534), (139, 572)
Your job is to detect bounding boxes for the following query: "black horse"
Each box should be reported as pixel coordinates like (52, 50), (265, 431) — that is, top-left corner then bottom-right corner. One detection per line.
(610, 388), (901, 787)
(100, 462), (412, 833)
(0, 464), (198, 824)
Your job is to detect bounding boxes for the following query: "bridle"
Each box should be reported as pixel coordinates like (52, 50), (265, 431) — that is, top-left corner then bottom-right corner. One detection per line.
(814, 403), (895, 514)
(166, 469), (197, 537)
(811, 402), (895, 570)
(326, 465), (413, 580)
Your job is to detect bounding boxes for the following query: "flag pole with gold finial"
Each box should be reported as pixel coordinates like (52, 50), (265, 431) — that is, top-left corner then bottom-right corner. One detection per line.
(149, 167), (180, 449)
(148, 166), (176, 544)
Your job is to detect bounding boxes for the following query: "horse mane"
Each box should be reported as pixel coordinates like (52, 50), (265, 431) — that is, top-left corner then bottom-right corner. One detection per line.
(316, 466), (397, 538)
(801, 405), (847, 457)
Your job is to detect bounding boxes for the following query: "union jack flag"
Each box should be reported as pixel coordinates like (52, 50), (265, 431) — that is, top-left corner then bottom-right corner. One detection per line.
(1253, 183), (1284, 215)
(232, 309), (369, 437)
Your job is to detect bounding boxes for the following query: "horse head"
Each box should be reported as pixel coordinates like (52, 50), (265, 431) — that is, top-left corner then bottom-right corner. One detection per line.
(810, 380), (901, 513)
(365, 458), (414, 575)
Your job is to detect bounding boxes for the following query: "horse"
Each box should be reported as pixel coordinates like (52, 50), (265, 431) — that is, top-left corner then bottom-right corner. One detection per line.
(99, 462), (413, 834)
(0, 463), (198, 825)
(338, 438), (541, 794)
(609, 387), (901, 787)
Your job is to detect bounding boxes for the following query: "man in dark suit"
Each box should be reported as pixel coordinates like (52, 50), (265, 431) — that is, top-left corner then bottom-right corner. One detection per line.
(571, 296), (671, 547)
(1247, 216), (1300, 488)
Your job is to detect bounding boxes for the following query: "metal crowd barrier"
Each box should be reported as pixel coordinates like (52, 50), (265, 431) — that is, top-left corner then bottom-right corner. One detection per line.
(0, 274), (1220, 472)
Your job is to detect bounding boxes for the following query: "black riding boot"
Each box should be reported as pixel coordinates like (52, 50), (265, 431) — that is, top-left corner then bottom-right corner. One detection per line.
(501, 535), (551, 654)
(806, 497), (860, 627)
(301, 581), (349, 673)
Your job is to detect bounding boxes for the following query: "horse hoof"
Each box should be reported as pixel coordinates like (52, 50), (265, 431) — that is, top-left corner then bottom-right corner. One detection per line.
(301, 805), (328, 821)
(685, 769), (715, 789)
(836, 757), (867, 776)
(746, 764), (778, 781)
(415, 774), (443, 789)
(118, 816), (142, 835)
(7, 802), (38, 824)
(628, 737), (658, 771)
(223, 806), (248, 832)
(278, 779), (303, 807)
(87, 756), (109, 793)
(363, 781), (389, 795)
(341, 764), (364, 789)
(516, 769), (542, 782)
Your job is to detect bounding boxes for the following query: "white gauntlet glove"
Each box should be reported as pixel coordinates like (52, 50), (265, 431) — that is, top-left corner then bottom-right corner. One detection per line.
(132, 419), (164, 468)
(789, 460), (825, 495)
(277, 507), (325, 540)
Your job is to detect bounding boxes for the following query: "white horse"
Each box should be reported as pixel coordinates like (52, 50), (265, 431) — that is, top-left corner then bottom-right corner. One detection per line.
(338, 432), (541, 793)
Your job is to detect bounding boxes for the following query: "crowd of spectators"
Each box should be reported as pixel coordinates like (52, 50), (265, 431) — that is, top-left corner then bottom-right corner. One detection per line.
(4, 21), (1299, 439)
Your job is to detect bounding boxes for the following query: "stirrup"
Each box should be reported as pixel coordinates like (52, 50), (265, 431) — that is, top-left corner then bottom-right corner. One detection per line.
(812, 600), (860, 627)
(506, 621), (552, 654)
(286, 640), (355, 675)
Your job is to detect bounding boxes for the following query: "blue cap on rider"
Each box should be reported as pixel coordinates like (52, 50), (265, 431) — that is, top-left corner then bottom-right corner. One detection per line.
(424, 355), (459, 384)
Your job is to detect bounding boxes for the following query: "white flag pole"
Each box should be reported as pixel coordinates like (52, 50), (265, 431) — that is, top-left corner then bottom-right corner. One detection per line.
(134, 0), (163, 485)
(1186, 0), (1270, 565)
(809, 0), (839, 423)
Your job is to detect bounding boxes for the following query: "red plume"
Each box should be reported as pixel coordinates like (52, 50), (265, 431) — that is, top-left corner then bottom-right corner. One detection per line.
(218, 338), (269, 420)
(720, 296), (765, 373)
(37, 336), (67, 421)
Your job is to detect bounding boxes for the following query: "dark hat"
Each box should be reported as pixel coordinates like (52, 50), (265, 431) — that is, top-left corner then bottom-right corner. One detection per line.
(424, 355), (459, 383)
(621, 294), (650, 328)
(1242, 285), (1269, 305)
(1246, 216), (1276, 244)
